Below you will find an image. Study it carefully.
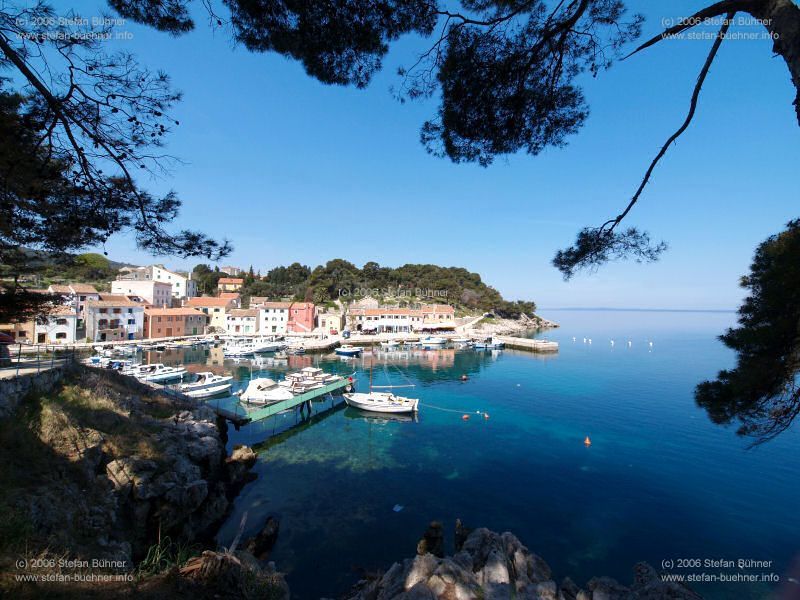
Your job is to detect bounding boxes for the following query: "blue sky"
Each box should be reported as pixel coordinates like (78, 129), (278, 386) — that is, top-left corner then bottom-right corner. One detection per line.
(72, 0), (799, 309)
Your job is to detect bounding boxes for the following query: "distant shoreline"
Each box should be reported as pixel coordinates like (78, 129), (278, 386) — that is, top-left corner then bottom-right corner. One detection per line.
(539, 307), (737, 313)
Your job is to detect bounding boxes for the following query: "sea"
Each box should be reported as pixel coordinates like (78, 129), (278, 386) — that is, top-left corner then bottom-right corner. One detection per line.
(157, 309), (799, 600)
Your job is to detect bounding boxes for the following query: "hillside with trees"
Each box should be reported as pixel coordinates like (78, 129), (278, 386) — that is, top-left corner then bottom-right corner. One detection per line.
(226, 259), (537, 319)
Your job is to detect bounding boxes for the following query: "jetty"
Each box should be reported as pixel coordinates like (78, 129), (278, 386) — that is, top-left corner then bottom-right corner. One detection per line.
(494, 336), (559, 352)
(208, 375), (355, 427)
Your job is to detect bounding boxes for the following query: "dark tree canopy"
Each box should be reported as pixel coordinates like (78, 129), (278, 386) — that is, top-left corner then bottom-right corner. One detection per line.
(695, 220), (800, 446)
(0, 2), (229, 322)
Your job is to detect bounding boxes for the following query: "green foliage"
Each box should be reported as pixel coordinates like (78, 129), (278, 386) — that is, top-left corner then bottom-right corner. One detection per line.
(241, 259), (536, 316)
(137, 535), (198, 575)
(192, 263), (223, 296)
(696, 220), (800, 445)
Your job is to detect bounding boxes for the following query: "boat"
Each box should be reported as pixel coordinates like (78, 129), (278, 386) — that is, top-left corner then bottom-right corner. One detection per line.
(343, 359), (419, 414)
(451, 337), (472, 344)
(380, 340), (400, 348)
(421, 336), (447, 346)
(180, 372), (233, 398)
(343, 391), (419, 413)
(123, 363), (186, 382)
(236, 378), (296, 405)
(474, 337), (504, 349)
(335, 344), (364, 356)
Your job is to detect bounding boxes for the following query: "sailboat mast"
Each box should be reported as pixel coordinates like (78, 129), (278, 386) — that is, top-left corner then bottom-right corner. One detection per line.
(369, 358), (373, 392)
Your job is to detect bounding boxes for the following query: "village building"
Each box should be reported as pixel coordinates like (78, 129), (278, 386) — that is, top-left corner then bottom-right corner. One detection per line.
(258, 302), (290, 334)
(220, 266), (243, 276)
(117, 264), (197, 300)
(110, 280), (172, 307)
(85, 298), (145, 342)
(46, 283), (100, 322)
(317, 311), (344, 335)
(287, 302), (315, 333)
(219, 292), (242, 307)
(34, 306), (78, 344)
(217, 277), (244, 293)
(144, 307), (207, 338)
(185, 297), (236, 333)
(226, 309), (259, 335)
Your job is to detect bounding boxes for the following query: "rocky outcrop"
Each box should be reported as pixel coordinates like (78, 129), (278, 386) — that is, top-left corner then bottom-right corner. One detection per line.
(2, 367), (259, 570)
(347, 527), (702, 600)
(245, 516), (280, 560)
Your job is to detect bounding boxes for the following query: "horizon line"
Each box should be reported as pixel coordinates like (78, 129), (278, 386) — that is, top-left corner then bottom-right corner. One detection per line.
(539, 307), (737, 313)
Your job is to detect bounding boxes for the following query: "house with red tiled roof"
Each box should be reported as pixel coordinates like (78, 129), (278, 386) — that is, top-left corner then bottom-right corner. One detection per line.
(185, 296), (236, 332)
(85, 297), (145, 342)
(34, 306), (78, 344)
(217, 277), (244, 293)
(47, 283), (100, 323)
(226, 309), (258, 335)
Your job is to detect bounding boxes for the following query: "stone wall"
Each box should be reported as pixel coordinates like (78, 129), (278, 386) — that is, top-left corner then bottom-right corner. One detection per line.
(0, 364), (74, 418)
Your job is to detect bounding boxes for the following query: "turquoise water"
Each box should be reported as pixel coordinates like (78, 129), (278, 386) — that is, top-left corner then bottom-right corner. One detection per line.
(188, 310), (798, 599)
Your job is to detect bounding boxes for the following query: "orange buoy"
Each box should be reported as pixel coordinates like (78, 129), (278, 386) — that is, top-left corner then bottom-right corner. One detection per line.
(584, 436), (592, 447)
(462, 414), (470, 421)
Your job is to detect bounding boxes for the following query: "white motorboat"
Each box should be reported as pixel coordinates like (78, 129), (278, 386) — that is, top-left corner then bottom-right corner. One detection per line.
(474, 337), (504, 349)
(237, 378), (296, 405)
(123, 363), (186, 382)
(224, 339), (257, 356)
(335, 344), (364, 356)
(379, 340), (400, 348)
(180, 372), (233, 398)
(343, 392), (419, 414)
(421, 336), (447, 346)
(451, 337), (472, 344)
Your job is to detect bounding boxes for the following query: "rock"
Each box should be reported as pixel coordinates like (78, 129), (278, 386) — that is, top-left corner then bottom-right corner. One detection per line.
(344, 526), (703, 600)
(417, 521), (445, 558)
(245, 516), (280, 560)
(455, 518), (471, 552)
(225, 444), (258, 488)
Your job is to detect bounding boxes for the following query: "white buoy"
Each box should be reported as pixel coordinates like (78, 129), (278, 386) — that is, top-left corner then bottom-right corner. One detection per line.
(649, 341), (653, 347)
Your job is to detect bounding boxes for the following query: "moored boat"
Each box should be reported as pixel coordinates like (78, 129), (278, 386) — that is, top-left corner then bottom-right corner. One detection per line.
(123, 363), (186, 382)
(335, 344), (364, 356)
(236, 378), (296, 405)
(180, 372), (233, 398)
(343, 392), (419, 413)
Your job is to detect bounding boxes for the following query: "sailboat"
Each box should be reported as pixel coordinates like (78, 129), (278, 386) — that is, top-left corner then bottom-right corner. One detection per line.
(343, 360), (419, 414)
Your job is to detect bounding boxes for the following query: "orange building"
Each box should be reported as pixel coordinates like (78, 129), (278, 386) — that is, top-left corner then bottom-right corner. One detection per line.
(144, 307), (207, 338)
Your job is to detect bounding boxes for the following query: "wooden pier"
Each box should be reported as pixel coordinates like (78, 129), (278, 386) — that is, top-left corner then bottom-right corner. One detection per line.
(209, 375), (355, 426)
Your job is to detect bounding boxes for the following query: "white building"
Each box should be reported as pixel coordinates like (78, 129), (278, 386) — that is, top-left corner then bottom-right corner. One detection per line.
(85, 298), (145, 342)
(47, 283), (100, 316)
(34, 307), (78, 344)
(111, 280), (172, 307)
(258, 302), (291, 335)
(226, 309), (259, 335)
(117, 264), (197, 300)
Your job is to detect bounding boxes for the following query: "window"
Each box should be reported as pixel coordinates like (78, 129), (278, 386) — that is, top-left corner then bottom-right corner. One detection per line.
(127, 319), (135, 325)
(56, 332), (67, 339)
(113, 308), (121, 314)
(99, 308), (107, 314)
(56, 319), (67, 325)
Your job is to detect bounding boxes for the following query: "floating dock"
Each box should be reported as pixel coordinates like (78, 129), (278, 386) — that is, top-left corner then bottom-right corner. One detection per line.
(209, 375), (355, 426)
